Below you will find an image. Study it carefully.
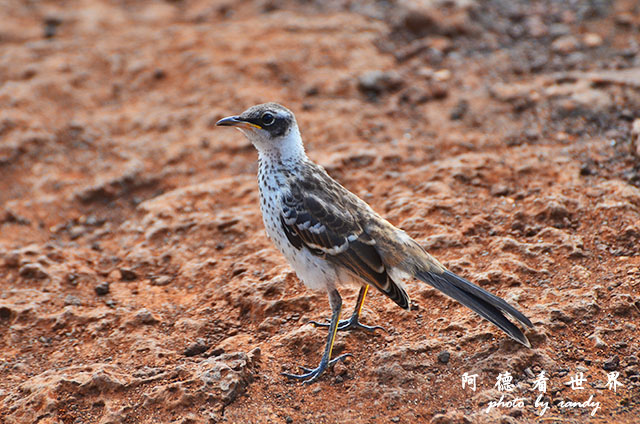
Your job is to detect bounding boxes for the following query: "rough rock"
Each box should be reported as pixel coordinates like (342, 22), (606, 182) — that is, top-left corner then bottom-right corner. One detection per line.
(1, 1), (639, 423)
(357, 70), (404, 98)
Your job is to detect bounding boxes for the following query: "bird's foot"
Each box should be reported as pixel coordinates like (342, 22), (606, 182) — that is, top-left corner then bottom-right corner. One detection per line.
(310, 316), (386, 333)
(282, 353), (351, 384)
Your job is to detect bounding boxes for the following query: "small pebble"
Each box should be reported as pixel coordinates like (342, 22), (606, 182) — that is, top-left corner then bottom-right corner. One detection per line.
(184, 338), (209, 357)
(603, 356), (620, 371)
(43, 17), (61, 39)
(151, 275), (172, 286)
(94, 282), (110, 296)
(583, 33), (603, 48)
(449, 99), (469, 120)
(357, 70), (404, 97)
(64, 295), (82, 306)
(437, 350), (450, 364)
(120, 268), (138, 281)
(135, 308), (157, 325)
(552, 35), (580, 54)
(433, 69), (451, 82)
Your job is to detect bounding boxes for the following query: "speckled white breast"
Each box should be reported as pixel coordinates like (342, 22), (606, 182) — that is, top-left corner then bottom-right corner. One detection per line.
(257, 161), (339, 292)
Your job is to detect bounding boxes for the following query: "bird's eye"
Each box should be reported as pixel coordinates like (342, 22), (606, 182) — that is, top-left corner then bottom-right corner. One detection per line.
(261, 113), (275, 126)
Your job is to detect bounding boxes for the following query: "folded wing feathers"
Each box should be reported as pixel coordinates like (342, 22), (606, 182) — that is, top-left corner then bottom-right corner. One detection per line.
(280, 187), (409, 309)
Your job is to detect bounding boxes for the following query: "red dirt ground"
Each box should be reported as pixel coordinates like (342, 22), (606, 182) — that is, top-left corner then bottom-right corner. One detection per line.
(1, 1), (639, 423)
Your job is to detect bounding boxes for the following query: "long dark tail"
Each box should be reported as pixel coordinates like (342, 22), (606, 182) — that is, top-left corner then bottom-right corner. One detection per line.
(415, 269), (533, 347)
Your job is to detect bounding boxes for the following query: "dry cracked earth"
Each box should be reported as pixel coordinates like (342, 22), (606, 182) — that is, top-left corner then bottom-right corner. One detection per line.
(1, 0), (640, 423)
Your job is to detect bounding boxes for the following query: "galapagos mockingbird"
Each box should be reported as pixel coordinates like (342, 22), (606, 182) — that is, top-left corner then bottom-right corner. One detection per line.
(216, 103), (533, 383)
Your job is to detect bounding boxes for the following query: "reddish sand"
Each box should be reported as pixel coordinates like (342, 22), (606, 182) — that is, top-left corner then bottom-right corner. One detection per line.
(1, 1), (639, 423)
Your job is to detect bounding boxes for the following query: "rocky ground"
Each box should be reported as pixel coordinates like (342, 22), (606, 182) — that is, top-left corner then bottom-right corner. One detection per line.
(1, 0), (639, 423)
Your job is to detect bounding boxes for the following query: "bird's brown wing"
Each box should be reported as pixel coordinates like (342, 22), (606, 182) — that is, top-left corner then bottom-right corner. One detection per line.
(279, 182), (409, 309)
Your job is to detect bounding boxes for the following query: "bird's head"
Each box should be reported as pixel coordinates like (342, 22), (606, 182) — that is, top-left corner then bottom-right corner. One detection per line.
(216, 103), (305, 160)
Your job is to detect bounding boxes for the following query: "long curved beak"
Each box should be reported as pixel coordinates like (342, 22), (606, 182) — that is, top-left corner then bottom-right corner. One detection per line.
(215, 116), (261, 129)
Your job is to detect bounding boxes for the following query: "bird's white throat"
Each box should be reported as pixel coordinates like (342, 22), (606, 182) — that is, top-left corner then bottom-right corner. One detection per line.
(241, 125), (307, 165)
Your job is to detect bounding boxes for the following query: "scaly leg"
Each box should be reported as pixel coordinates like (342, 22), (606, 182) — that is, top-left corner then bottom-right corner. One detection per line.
(310, 285), (386, 332)
(283, 289), (351, 383)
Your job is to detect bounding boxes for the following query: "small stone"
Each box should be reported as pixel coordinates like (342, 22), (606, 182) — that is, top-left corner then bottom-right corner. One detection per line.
(134, 308), (158, 325)
(4, 251), (20, 268)
(430, 411), (467, 424)
(94, 281), (110, 296)
(624, 363), (638, 375)
(357, 70), (404, 97)
(589, 334), (607, 348)
(552, 35), (580, 55)
(333, 359), (348, 377)
(630, 118), (640, 158)
(525, 15), (547, 38)
(611, 294), (634, 316)
(614, 13), (634, 27)
(69, 225), (86, 240)
(43, 16), (61, 38)
(583, 33), (603, 48)
(120, 268), (137, 281)
(549, 23), (570, 38)
(184, 338), (209, 357)
(153, 68), (166, 80)
(108, 269), (122, 281)
(151, 275), (172, 286)
(66, 273), (79, 286)
(490, 184), (510, 197)
(19, 263), (49, 280)
(449, 99), (469, 120)
(396, 3), (438, 36)
(248, 347), (261, 365)
(209, 347), (225, 357)
(580, 163), (594, 176)
(437, 350), (450, 364)
(433, 69), (451, 82)
(430, 415), (446, 424)
(0, 306), (13, 321)
(603, 356), (620, 371)
(565, 51), (587, 68)
(64, 295), (82, 306)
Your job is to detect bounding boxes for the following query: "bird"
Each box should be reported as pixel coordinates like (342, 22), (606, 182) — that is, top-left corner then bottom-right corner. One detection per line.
(216, 102), (533, 383)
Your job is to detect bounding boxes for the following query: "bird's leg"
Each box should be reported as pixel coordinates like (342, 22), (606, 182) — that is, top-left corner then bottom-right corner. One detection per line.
(283, 289), (351, 383)
(310, 285), (386, 332)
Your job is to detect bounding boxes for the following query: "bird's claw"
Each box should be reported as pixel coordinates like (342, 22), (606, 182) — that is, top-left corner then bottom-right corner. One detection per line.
(310, 317), (387, 333)
(282, 353), (352, 383)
